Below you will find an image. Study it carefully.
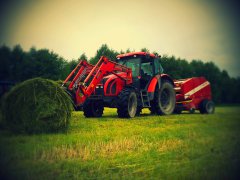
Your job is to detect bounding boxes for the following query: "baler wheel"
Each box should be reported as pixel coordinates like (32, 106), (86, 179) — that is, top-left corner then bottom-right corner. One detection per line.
(200, 100), (215, 114)
(83, 100), (104, 117)
(150, 81), (176, 115)
(189, 108), (195, 114)
(117, 89), (137, 118)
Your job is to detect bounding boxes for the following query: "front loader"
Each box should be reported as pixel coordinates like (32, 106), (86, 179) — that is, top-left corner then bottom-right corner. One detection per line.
(62, 52), (176, 118)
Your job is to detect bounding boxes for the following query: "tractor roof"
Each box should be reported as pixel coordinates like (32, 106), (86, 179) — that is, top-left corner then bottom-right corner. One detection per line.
(117, 52), (156, 59)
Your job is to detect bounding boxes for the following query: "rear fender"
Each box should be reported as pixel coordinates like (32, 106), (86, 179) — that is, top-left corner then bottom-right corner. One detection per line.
(160, 74), (174, 86)
(147, 75), (161, 93)
(147, 75), (161, 100)
(147, 74), (174, 100)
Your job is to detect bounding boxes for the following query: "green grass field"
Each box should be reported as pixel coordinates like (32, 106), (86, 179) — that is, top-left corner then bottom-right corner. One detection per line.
(0, 106), (240, 179)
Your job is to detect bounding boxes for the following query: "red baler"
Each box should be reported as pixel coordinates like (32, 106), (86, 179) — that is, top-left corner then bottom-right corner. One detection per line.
(174, 77), (215, 114)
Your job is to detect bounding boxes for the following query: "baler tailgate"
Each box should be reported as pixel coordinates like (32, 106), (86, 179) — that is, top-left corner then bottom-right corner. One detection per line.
(174, 77), (214, 113)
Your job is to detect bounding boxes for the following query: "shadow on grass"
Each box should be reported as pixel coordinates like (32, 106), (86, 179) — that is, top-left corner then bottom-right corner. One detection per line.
(81, 111), (203, 121)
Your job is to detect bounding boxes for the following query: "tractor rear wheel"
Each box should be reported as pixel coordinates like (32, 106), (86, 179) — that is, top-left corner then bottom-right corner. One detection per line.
(199, 100), (215, 114)
(117, 89), (137, 118)
(150, 81), (176, 115)
(83, 100), (104, 117)
(174, 107), (182, 114)
(136, 106), (142, 116)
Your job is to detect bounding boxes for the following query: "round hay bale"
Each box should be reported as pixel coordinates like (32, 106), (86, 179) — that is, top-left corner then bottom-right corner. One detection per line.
(2, 78), (73, 134)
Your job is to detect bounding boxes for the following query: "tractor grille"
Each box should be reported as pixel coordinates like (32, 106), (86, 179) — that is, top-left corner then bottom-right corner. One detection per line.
(111, 82), (116, 94)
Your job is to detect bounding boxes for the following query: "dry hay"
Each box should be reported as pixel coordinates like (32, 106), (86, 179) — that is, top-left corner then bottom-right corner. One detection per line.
(2, 78), (73, 134)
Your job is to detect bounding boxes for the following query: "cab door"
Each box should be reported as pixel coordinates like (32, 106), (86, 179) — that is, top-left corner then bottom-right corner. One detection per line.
(140, 60), (154, 89)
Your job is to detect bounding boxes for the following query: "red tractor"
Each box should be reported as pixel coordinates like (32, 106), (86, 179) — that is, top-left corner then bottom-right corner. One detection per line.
(174, 77), (215, 114)
(62, 52), (176, 118)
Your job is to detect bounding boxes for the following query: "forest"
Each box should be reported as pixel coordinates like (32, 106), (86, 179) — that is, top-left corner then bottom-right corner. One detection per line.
(0, 44), (239, 103)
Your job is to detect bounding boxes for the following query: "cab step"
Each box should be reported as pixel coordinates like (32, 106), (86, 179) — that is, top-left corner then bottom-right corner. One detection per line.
(140, 91), (150, 107)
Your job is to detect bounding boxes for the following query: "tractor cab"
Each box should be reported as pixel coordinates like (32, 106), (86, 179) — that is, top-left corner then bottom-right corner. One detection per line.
(116, 52), (163, 90)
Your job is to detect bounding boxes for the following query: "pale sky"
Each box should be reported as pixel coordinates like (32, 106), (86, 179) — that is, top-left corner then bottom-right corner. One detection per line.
(0, 0), (239, 77)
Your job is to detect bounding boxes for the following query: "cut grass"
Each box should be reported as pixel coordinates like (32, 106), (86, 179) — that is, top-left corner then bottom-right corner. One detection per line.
(0, 106), (240, 179)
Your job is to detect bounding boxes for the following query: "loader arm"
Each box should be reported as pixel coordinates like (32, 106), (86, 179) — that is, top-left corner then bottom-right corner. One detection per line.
(62, 60), (94, 90)
(65, 56), (132, 106)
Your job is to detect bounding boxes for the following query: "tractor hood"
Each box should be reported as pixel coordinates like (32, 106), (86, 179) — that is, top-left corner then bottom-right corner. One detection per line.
(103, 72), (128, 81)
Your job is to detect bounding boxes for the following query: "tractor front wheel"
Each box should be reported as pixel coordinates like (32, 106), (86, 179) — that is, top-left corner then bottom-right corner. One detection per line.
(83, 100), (104, 117)
(117, 89), (137, 118)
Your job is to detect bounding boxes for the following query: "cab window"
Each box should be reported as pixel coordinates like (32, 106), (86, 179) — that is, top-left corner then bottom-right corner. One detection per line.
(118, 58), (140, 77)
(154, 58), (163, 74)
(141, 62), (153, 76)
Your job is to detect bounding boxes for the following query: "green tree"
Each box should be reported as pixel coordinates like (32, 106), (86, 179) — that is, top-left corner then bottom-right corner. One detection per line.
(190, 60), (205, 77)
(79, 53), (88, 61)
(125, 48), (131, 53)
(8, 45), (28, 81)
(61, 59), (78, 80)
(0, 45), (11, 81)
(141, 48), (150, 53)
(89, 44), (119, 64)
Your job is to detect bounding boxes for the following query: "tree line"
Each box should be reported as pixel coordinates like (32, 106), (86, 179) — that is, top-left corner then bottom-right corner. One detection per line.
(0, 44), (239, 103)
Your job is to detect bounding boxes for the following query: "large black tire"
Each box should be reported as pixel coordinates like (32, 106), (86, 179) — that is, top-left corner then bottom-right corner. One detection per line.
(83, 100), (104, 117)
(117, 89), (138, 118)
(150, 81), (176, 115)
(199, 100), (215, 114)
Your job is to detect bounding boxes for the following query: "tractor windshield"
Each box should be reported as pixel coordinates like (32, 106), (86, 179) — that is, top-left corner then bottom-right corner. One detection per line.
(118, 58), (141, 77)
